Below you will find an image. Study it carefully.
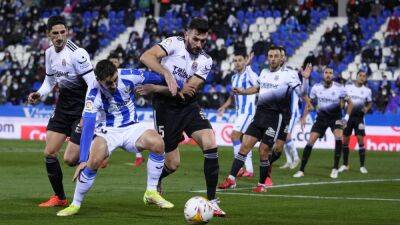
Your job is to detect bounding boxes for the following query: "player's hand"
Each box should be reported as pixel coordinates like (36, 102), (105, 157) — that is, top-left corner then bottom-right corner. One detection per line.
(181, 83), (196, 97)
(232, 87), (244, 95)
(217, 107), (226, 116)
(136, 84), (156, 95)
(73, 162), (87, 182)
(300, 63), (312, 79)
(27, 92), (41, 104)
(164, 72), (178, 96)
(245, 52), (254, 66)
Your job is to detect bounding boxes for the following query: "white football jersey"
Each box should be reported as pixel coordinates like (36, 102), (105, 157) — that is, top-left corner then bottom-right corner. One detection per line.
(158, 36), (213, 83)
(309, 82), (347, 118)
(256, 66), (301, 117)
(39, 40), (95, 115)
(345, 83), (372, 117)
(231, 66), (258, 115)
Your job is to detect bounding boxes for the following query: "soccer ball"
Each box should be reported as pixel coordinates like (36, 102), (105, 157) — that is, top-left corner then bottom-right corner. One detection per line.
(184, 196), (214, 224)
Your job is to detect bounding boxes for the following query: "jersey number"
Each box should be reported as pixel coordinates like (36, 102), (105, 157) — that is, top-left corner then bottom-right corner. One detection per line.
(158, 125), (165, 138)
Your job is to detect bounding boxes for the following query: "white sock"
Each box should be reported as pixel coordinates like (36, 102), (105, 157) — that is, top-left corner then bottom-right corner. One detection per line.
(146, 152), (164, 190)
(244, 149), (253, 173)
(289, 140), (299, 160)
(72, 168), (97, 207)
(233, 140), (241, 157)
(136, 152), (142, 158)
(284, 143), (293, 164)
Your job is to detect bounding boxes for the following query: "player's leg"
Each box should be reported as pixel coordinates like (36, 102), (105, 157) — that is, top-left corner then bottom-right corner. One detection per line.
(40, 130), (68, 207)
(339, 134), (351, 172)
(63, 119), (81, 167)
(294, 131), (321, 177)
(191, 128), (226, 217)
(281, 133), (293, 169)
(219, 133), (258, 189)
(230, 130), (244, 176)
(340, 118), (354, 172)
(331, 125), (344, 179)
(191, 129), (219, 199)
(57, 136), (108, 216)
(135, 129), (173, 208)
(354, 120), (368, 173)
(253, 142), (271, 192)
(153, 106), (182, 187)
(232, 114), (254, 176)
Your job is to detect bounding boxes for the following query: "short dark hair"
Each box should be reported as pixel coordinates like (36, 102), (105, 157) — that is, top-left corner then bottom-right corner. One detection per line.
(95, 59), (117, 81)
(234, 48), (247, 58)
(47, 15), (67, 31)
(107, 52), (119, 60)
(188, 17), (209, 33)
(278, 45), (286, 55)
(267, 45), (280, 53)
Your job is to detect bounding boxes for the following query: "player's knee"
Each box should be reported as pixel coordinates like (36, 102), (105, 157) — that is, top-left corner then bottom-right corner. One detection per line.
(63, 155), (78, 167)
(151, 138), (165, 155)
(43, 148), (57, 157)
(166, 160), (180, 171)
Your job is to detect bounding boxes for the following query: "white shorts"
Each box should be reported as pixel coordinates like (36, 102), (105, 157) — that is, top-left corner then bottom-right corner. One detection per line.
(233, 114), (254, 133)
(94, 122), (149, 155)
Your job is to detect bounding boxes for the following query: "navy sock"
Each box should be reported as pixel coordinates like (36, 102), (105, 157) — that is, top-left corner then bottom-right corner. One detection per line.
(45, 156), (65, 200)
(203, 148), (219, 200)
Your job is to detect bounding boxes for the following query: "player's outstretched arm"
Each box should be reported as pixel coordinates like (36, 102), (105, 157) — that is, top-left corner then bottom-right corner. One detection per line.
(233, 86), (259, 95)
(140, 45), (178, 96)
(217, 95), (233, 116)
(29, 75), (56, 104)
(300, 96), (313, 131)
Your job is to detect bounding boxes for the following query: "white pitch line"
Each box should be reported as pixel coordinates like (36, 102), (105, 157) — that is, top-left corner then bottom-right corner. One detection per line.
(213, 192), (400, 202)
(191, 178), (400, 193)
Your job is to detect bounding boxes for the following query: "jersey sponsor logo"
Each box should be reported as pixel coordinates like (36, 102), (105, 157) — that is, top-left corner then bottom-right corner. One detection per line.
(317, 97), (337, 103)
(62, 59), (66, 67)
(108, 100), (131, 113)
(260, 82), (279, 89)
(54, 71), (69, 78)
(172, 65), (189, 79)
(265, 127), (276, 137)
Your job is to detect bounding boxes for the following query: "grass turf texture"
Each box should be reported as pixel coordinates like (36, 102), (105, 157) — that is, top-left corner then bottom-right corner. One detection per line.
(0, 140), (399, 225)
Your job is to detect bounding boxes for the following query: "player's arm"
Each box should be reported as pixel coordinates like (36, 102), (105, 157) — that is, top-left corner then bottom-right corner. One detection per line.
(363, 89), (373, 113)
(28, 51), (56, 104)
(341, 96), (353, 123)
(73, 88), (99, 181)
(139, 44), (178, 95)
(218, 95), (233, 116)
(72, 48), (96, 87)
(233, 86), (260, 95)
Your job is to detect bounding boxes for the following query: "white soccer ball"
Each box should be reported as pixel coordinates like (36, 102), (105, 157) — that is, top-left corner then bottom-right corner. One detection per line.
(184, 196), (214, 224)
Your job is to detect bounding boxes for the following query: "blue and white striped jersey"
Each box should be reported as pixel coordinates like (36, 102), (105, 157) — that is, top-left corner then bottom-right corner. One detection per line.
(231, 66), (258, 115)
(83, 69), (145, 128)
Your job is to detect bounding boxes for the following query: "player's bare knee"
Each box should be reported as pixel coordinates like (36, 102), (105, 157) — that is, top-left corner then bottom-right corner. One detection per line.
(63, 155), (78, 167)
(43, 147), (58, 157)
(151, 138), (165, 155)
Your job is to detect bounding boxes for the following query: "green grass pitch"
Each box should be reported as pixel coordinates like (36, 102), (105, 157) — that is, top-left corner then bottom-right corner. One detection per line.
(0, 140), (399, 225)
